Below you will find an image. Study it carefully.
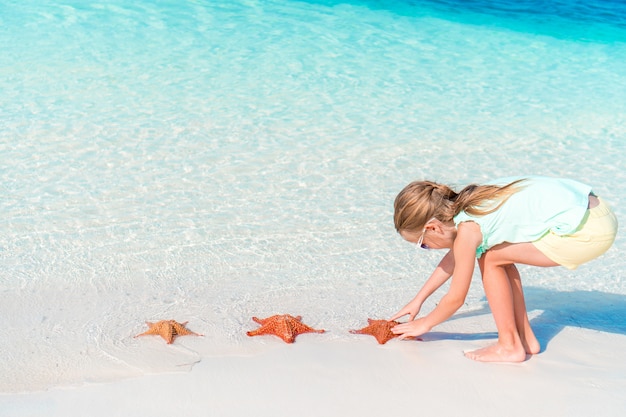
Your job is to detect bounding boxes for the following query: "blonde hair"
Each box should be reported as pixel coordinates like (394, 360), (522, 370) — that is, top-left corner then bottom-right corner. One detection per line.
(393, 179), (525, 233)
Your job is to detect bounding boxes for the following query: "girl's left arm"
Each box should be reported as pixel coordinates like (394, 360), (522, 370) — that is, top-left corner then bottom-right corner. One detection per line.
(393, 221), (481, 339)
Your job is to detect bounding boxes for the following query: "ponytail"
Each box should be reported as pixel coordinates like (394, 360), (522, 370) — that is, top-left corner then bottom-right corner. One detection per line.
(454, 179), (525, 217)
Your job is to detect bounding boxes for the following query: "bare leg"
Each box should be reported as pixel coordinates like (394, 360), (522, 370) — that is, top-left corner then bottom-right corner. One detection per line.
(465, 258), (526, 362)
(465, 242), (557, 362)
(505, 264), (540, 354)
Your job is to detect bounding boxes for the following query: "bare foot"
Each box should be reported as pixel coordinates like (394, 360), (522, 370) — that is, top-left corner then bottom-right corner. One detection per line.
(464, 343), (527, 363)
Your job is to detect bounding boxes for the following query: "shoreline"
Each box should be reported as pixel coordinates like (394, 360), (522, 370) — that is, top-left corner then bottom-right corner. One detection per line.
(2, 326), (625, 417)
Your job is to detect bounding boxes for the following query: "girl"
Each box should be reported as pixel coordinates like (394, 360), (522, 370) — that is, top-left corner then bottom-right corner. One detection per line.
(389, 175), (617, 362)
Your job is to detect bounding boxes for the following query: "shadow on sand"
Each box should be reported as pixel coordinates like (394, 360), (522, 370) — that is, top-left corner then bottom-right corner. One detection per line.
(523, 287), (626, 349)
(420, 287), (626, 350)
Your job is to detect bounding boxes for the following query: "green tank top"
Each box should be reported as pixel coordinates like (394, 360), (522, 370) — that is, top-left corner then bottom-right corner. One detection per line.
(453, 176), (592, 258)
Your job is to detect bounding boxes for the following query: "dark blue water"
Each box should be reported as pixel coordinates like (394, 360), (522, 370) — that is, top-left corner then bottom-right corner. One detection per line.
(421, 0), (626, 24)
(305, 0), (626, 40)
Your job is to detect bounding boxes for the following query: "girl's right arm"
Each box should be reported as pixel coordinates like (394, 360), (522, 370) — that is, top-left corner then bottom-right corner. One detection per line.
(389, 250), (455, 322)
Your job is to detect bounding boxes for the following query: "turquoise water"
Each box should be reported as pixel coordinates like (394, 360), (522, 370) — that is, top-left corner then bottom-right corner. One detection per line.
(1, 0), (625, 391)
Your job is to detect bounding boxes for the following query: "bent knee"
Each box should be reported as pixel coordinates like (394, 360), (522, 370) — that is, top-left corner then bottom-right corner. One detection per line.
(482, 242), (558, 267)
(480, 248), (512, 267)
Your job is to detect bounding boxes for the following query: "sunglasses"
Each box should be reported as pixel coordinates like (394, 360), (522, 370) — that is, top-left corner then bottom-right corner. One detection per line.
(416, 226), (430, 250)
(416, 217), (436, 250)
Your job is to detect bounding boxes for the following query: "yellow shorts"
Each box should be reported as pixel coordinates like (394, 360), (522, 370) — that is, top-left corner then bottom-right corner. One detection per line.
(532, 197), (617, 270)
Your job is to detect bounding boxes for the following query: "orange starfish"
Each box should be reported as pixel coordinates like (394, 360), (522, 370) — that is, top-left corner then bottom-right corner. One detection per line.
(246, 314), (325, 343)
(350, 318), (401, 344)
(135, 320), (202, 344)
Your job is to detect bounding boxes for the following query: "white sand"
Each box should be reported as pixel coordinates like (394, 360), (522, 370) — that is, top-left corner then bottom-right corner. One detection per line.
(2, 312), (625, 417)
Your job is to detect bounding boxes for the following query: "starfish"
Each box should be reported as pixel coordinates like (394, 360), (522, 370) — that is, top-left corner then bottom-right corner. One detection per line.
(350, 318), (401, 344)
(135, 320), (202, 344)
(246, 314), (325, 343)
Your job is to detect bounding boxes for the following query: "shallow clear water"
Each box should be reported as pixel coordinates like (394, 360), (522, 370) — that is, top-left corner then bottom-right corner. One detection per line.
(1, 0), (625, 392)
